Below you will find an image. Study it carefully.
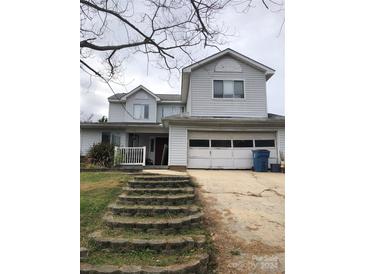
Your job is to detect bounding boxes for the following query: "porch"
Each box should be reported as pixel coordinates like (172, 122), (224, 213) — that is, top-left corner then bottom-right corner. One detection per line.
(118, 133), (169, 166)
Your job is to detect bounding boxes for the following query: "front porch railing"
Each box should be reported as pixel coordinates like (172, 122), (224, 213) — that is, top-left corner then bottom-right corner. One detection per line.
(114, 146), (146, 166)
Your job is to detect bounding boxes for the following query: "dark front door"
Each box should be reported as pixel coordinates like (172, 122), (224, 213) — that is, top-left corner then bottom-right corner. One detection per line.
(155, 137), (168, 165)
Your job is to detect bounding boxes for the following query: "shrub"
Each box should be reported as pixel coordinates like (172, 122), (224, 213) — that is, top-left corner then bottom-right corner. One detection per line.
(87, 142), (114, 167)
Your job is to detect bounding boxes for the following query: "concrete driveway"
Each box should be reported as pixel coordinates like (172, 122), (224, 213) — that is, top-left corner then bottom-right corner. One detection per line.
(189, 170), (285, 274)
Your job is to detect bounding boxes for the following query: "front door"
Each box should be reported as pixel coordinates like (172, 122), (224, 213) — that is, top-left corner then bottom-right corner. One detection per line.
(155, 137), (168, 165)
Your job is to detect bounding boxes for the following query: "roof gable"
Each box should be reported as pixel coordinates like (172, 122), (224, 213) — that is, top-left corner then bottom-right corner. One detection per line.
(182, 48), (275, 77)
(180, 48), (275, 103)
(121, 85), (161, 101)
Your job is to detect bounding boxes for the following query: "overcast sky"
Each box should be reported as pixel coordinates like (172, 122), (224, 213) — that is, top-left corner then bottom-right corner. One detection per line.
(80, 2), (284, 121)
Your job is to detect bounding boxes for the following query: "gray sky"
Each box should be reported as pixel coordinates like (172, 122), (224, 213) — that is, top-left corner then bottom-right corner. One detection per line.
(80, 2), (284, 121)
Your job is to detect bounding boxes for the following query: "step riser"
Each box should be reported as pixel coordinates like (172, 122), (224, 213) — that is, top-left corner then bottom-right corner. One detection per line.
(128, 182), (189, 189)
(81, 253), (208, 274)
(105, 217), (202, 232)
(117, 198), (195, 206)
(124, 189), (194, 195)
(92, 238), (205, 254)
(133, 176), (190, 181)
(110, 207), (199, 217)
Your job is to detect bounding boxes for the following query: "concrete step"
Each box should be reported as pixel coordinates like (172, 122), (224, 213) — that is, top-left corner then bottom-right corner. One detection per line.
(90, 231), (206, 253)
(108, 204), (201, 217)
(80, 247), (89, 262)
(80, 253), (209, 274)
(122, 186), (195, 195)
(127, 179), (191, 189)
(103, 212), (203, 232)
(117, 193), (195, 206)
(133, 175), (190, 181)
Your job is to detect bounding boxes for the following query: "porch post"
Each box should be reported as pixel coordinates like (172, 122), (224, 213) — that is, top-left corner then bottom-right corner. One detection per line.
(142, 146), (146, 166)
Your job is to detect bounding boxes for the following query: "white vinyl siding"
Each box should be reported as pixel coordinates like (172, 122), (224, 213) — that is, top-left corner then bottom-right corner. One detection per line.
(157, 103), (185, 122)
(80, 129), (127, 156)
(190, 56), (268, 117)
(80, 130), (101, 156)
(168, 126), (188, 166)
(277, 128), (285, 160)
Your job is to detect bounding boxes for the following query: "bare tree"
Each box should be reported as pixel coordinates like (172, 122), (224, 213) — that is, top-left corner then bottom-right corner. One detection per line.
(80, 0), (236, 81)
(80, 0), (284, 88)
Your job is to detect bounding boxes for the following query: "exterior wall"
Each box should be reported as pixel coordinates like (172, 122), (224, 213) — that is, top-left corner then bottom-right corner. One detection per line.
(168, 126), (188, 166)
(80, 129), (101, 156)
(277, 128), (285, 161)
(157, 103), (185, 122)
(80, 129), (127, 156)
(190, 56), (268, 118)
(109, 89), (157, 123)
(186, 78), (192, 114)
(108, 102), (126, 122)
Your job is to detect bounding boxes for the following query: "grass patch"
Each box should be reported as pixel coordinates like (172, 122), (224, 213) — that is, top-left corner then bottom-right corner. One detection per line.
(80, 172), (130, 247)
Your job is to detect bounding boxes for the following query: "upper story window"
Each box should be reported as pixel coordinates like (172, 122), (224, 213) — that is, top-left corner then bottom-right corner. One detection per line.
(133, 104), (149, 119)
(213, 80), (244, 99)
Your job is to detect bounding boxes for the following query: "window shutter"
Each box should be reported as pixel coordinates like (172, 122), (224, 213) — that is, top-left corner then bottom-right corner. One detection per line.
(144, 104), (149, 119)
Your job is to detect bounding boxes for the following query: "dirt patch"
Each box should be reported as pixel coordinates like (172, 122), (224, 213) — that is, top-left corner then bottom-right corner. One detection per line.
(199, 192), (284, 273)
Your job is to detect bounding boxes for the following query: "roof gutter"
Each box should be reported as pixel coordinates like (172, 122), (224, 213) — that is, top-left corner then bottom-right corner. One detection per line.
(162, 117), (285, 128)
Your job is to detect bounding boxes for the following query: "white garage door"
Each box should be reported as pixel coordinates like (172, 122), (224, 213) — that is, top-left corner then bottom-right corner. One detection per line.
(187, 131), (278, 169)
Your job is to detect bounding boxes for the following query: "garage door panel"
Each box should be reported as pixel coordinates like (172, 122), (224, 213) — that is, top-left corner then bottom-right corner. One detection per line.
(211, 158), (234, 169)
(188, 148), (210, 158)
(210, 149), (232, 158)
(232, 149), (253, 158)
(188, 158), (210, 168)
(233, 158), (253, 169)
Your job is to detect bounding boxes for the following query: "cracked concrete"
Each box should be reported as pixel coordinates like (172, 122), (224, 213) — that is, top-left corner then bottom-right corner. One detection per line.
(189, 170), (285, 273)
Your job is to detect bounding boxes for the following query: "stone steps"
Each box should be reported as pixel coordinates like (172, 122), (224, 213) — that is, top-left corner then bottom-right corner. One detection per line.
(122, 186), (195, 195)
(118, 193), (195, 206)
(127, 179), (191, 189)
(133, 175), (191, 181)
(90, 231), (206, 253)
(82, 175), (209, 273)
(108, 204), (201, 217)
(80, 253), (209, 274)
(103, 212), (203, 232)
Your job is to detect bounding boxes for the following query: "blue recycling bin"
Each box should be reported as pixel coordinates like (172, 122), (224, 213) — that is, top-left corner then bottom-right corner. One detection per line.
(252, 150), (270, 172)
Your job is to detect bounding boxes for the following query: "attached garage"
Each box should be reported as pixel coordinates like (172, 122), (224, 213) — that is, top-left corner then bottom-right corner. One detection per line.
(187, 131), (278, 169)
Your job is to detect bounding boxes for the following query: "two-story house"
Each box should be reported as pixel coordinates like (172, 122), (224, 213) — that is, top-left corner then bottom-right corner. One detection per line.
(80, 48), (285, 169)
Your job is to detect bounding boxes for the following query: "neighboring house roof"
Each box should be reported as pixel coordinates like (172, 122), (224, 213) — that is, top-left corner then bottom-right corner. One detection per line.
(180, 48), (276, 103)
(161, 113), (284, 127)
(108, 85), (181, 103)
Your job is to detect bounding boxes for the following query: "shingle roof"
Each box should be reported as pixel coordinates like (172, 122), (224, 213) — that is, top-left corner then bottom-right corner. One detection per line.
(108, 93), (181, 102)
(155, 94), (181, 101)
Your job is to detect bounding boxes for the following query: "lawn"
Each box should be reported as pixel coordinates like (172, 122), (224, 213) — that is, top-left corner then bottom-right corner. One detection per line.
(80, 172), (129, 247)
(80, 172), (214, 268)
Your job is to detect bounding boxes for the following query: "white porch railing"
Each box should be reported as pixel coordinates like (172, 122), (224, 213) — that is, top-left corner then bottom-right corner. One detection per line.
(114, 146), (146, 166)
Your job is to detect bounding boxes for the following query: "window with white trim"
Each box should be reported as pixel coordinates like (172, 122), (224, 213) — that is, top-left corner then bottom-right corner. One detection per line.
(213, 80), (244, 98)
(133, 104), (149, 119)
